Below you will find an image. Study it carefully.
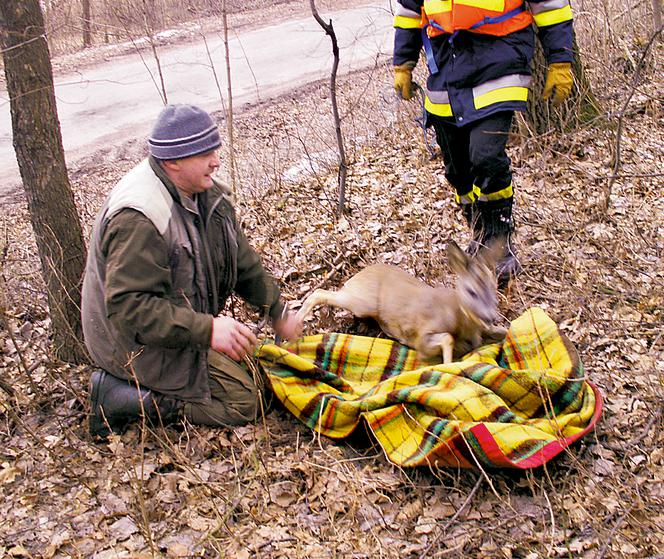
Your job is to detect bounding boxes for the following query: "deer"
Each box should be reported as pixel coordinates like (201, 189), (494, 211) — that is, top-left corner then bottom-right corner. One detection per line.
(296, 239), (507, 364)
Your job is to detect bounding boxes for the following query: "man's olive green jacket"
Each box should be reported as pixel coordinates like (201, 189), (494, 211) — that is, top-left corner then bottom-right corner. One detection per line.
(81, 157), (283, 403)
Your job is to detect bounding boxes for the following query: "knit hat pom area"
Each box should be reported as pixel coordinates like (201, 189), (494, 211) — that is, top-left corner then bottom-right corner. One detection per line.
(148, 104), (222, 160)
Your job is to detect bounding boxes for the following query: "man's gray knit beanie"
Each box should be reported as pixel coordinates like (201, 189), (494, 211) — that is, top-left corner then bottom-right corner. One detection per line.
(148, 104), (221, 160)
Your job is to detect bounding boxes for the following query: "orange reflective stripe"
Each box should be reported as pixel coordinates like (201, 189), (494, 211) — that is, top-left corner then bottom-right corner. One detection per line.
(424, 0), (533, 36)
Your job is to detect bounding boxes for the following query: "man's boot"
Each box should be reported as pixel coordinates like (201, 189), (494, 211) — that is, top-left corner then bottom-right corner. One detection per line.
(89, 370), (181, 438)
(460, 203), (483, 256)
(477, 198), (522, 289)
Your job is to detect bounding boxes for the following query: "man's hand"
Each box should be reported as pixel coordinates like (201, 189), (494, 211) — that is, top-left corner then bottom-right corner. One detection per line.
(210, 315), (258, 361)
(272, 310), (303, 342)
(542, 62), (573, 105)
(394, 63), (416, 101)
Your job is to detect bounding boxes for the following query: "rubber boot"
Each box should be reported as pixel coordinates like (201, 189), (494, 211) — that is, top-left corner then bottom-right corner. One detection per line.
(460, 203), (483, 256)
(89, 370), (181, 438)
(477, 198), (522, 289)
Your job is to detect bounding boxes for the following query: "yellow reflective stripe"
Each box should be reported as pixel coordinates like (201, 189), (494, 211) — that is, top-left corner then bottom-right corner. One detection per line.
(473, 74), (531, 97)
(456, 192), (477, 204)
(394, 15), (422, 29)
(473, 183), (514, 201)
(456, 0), (505, 11)
(425, 96), (453, 117)
(424, 0), (452, 13)
(533, 4), (573, 26)
(474, 86), (529, 109)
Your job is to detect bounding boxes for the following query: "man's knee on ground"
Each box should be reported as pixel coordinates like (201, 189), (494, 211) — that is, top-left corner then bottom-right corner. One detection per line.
(184, 381), (260, 427)
(227, 384), (260, 422)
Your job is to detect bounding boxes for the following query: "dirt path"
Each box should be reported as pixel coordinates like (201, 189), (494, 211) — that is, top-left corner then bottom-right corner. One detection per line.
(0, 0), (392, 202)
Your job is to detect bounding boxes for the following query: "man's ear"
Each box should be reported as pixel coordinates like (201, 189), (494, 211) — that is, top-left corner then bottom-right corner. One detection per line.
(162, 159), (180, 172)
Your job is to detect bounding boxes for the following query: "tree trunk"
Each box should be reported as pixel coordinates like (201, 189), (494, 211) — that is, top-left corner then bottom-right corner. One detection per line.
(524, 36), (601, 136)
(82, 0), (92, 48)
(0, 0), (88, 364)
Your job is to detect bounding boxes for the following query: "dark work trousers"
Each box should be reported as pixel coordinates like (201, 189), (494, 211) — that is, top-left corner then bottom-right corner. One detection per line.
(429, 111), (514, 199)
(183, 350), (267, 427)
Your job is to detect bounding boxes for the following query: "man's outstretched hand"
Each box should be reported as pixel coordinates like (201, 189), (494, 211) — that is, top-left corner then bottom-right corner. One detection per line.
(211, 315), (258, 361)
(273, 310), (303, 342)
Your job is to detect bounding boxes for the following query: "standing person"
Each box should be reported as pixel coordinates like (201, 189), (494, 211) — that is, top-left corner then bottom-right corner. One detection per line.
(393, 0), (575, 287)
(82, 104), (302, 438)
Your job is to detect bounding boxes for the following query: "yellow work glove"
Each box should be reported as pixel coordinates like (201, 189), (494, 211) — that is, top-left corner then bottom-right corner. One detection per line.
(542, 62), (573, 105)
(394, 63), (416, 101)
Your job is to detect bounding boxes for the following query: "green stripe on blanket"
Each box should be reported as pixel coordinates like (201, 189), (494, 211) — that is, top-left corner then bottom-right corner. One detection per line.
(257, 307), (602, 469)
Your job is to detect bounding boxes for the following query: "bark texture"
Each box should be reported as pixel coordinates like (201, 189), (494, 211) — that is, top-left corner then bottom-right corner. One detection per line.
(0, 0), (88, 363)
(525, 37), (601, 136)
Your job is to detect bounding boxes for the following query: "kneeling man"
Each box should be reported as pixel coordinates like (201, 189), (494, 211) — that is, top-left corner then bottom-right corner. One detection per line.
(82, 104), (301, 438)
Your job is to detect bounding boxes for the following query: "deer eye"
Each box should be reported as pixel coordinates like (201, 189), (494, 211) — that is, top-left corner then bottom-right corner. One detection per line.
(467, 288), (478, 298)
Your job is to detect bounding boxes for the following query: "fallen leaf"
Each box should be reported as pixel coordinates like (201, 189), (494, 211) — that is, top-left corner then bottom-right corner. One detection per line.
(414, 516), (436, 534)
(109, 516), (138, 540)
(0, 464), (20, 484)
(167, 542), (190, 558)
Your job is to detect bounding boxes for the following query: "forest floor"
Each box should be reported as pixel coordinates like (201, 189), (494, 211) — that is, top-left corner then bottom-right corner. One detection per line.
(1, 2), (663, 558)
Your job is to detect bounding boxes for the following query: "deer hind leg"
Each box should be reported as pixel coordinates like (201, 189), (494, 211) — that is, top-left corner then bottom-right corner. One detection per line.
(297, 288), (376, 322)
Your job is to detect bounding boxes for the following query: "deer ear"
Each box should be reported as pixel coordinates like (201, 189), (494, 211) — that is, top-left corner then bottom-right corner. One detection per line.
(447, 240), (469, 274)
(481, 236), (505, 268)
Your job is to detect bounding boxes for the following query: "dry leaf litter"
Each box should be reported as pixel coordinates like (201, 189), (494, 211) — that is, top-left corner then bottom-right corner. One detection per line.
(0, 3), (662, 558)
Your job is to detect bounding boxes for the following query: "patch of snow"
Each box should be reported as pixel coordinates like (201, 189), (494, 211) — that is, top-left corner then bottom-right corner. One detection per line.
(282, 149), (338, 183)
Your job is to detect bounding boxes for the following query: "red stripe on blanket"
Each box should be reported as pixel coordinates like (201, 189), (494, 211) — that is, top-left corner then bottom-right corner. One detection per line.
(468, 381), (603, 469)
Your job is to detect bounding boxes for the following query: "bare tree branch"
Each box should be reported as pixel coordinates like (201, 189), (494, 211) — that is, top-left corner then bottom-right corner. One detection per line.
(309, 0), (348, 217)
(222, 0), (237, 194)
(603, 24), (663, 212)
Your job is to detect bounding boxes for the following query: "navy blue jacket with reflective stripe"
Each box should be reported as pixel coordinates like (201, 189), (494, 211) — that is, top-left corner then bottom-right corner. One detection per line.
(394, 0), (574, 125)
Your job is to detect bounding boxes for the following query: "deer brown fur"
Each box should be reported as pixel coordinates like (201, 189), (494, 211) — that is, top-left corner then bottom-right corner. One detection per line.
(296, 240), (507, 363)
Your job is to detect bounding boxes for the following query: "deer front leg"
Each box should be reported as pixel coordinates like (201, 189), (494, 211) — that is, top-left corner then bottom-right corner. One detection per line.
(440, 333), (455, 364)
(296, 289), (338, 321)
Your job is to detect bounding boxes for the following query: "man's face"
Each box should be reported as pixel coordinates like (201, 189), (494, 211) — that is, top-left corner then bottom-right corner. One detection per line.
(165, 149), (220, 197)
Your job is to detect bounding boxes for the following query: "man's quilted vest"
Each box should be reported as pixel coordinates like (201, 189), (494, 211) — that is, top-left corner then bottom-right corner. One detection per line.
(81, 159), (212, 402)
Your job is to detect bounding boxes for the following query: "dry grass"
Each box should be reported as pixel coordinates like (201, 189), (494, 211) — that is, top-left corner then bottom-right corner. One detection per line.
(0, 1), (663, 557)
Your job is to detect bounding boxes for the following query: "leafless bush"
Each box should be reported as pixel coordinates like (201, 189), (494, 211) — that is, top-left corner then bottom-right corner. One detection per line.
(40, 0), (278, 55)
(573, 0), (661, 100)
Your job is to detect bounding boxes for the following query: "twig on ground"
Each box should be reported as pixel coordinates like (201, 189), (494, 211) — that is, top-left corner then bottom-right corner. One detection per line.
(595, 506), (634, 559)
(418, 474), (484, 559)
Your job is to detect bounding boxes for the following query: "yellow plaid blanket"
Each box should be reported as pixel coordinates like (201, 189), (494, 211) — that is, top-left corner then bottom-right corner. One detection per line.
(257, 307), (602, 469)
